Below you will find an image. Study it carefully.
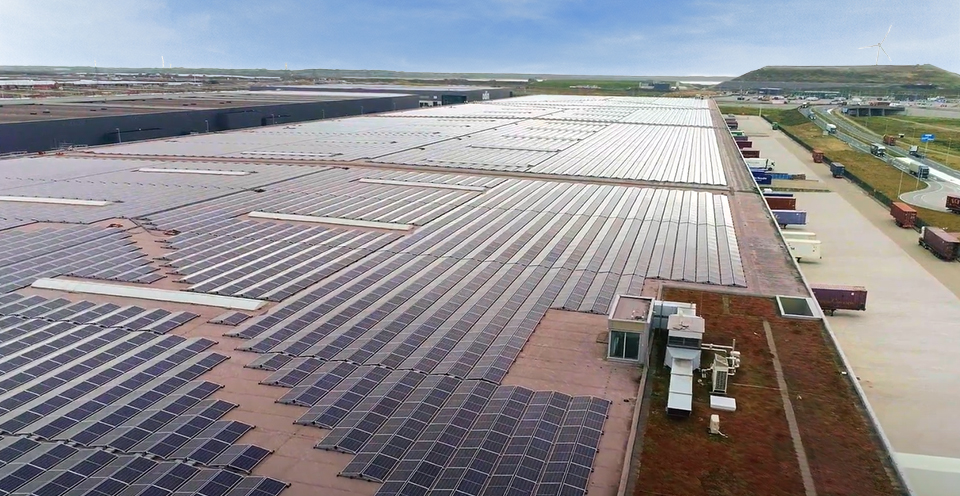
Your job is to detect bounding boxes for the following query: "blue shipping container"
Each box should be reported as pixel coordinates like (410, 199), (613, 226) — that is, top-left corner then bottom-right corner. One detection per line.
(772, 210), (807, 227)
(768, 172), (791, 180)
(755, 175), (773, 185)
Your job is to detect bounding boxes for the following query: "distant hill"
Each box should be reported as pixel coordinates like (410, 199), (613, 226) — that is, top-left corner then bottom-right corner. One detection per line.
(718, 64), (960, 93)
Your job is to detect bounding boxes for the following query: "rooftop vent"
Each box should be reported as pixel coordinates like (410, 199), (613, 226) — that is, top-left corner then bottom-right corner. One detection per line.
(776, 295), (821, 319)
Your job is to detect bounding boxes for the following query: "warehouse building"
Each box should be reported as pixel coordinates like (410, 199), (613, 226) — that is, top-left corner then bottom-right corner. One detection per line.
(0, 95), (906, 496)
(0, 90), (418, 154)
(254, 83), (513, 106)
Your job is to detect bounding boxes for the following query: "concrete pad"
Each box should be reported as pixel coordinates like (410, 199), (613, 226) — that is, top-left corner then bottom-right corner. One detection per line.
(740, 115), (960, 495)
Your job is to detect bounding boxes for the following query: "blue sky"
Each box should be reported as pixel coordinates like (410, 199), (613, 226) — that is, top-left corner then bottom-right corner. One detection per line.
(1, 0), (957, 76)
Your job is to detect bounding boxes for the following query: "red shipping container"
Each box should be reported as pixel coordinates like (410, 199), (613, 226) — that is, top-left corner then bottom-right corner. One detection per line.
(946, 195), (960, 214)
(810, 284), (867, 315)
(742, 149), (760, 158)
(765, 196), (796, 210)
(890, 202), (917, 228)
(736, 140), (753, 149)
(920, 227), (960, 261)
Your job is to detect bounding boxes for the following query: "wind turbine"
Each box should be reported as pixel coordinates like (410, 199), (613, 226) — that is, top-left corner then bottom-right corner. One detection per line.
(859, 25), (892, 65)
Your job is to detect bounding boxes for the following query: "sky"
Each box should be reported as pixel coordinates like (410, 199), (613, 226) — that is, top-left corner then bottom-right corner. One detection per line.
(0, 0), (957, 76)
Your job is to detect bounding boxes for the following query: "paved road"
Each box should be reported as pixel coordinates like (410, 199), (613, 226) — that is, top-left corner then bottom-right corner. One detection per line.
(741, 115), (960, 496)
(803, 106), (960, 210)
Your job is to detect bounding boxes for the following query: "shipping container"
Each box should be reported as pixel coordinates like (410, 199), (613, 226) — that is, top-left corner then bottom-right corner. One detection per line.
(730, 130), (745, 137)
(786, 238), (821, 262)
(736, 140), (753, 149)
(812, 149), (824, 163)
(754, 174), (772, 185)
(830, 162), (845, 178)
(810, 284), (867, 315)
(890, 202), (918, 228)
(947, 195), (960, 214)
(733, 135), (748, 142)
(745, 158), (775, 170)
(883, 134), (896, 146)
(919, 227), (960, 261)
(766, 196), (797, 210)
(742, 149), (760, 158)
(772, 210), (807, 228)
(768, 172), (792, 180)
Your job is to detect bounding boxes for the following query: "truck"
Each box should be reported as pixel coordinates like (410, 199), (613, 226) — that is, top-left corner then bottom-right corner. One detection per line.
(883, 134), (897, 146)
(919, 226), (960, 261)
(812, 149), (824, 163)
(809, 284), (867, 316)
(947, 195), (960, 214)
(909, 145), (924, 158)
(745, 158), (775, 170)
(893, 157), (929, 179)
(772, 209), (807, 228)
(785, 238), (822, 262)
(870, 144), (886, 157)
(742, 149), (760, 159)
(826, 124), (838, 134)
(829, 162), (845, 178)
(889, 201), (918, 228)
(765, 196), (797, 210)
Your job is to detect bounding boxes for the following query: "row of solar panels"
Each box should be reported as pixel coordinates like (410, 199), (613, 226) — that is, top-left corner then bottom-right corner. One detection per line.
(0, 301), (289, 494)
(0, 226), (158, 294)
(246, 355), (609, 496)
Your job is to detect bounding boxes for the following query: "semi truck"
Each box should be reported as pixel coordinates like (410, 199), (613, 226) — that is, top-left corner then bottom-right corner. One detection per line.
(826, 124), (837, 134)
(829, 162), (845, 178)
(883, 134), (896, 146)
(745, 158), (775, 170)
(947, 195), (960, 214)
(919, 227), (960, 261)
(812, 149), (824, 163)
(893, 157), (929, 179)
(785, 238), (822, 262)
(870, 144), (886, 157)
(890, 202), (918, 228)
(909, 145), (924, 158)
(809, 284), (867, 316)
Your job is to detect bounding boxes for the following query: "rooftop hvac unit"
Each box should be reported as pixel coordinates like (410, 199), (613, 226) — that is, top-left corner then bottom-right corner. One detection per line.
(709, 414), (721, 435)
(711, 353), (730, 394)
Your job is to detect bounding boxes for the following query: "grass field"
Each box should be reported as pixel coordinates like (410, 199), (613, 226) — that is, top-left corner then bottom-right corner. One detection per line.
(721, 105), (960, 231)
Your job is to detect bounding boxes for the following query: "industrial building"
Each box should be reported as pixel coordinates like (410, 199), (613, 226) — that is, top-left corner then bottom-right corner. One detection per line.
(0, 95), (906, 495)
(0, 90), (418, 154)
(254, 83), (512, 106)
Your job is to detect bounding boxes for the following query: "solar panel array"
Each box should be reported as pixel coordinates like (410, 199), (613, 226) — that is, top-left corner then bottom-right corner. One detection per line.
(69, 95), (726, 186)
(0, 225), (159, 294)
(0, 293), (288, 495)
(0, 157), (322, 224)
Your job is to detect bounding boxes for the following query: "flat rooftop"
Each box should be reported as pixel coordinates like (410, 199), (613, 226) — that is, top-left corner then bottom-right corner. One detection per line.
(0, 95), (899, 496)
(0, 91), (410, 123)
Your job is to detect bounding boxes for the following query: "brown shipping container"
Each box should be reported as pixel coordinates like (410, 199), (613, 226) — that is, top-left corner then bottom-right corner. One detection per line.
(947, 195), (960, 213)
(765, 196), (797, 210)
(810, 284), (867, 315)
(736, 140), (753, 149)
(890, 202), (918, 228)
(812, 149), (824, 163)
(920, 227), (960, 261)
(742, 149), (760, 158)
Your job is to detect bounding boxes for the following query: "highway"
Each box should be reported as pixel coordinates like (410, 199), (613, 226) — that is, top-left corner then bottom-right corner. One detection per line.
(801, 105), (960, 210)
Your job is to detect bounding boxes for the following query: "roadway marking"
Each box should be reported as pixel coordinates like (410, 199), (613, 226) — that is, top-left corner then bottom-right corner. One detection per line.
(896, 452), (960, 474)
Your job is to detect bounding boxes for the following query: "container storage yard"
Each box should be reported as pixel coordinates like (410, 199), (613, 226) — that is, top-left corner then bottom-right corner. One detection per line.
(0, 96), (907, 496)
